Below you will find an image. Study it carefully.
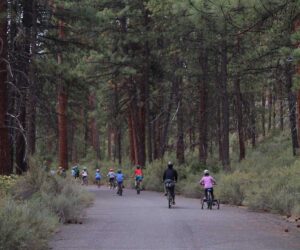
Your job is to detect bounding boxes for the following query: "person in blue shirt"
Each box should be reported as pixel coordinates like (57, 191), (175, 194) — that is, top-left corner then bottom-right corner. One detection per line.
(115, 170), (124, 195)
(95, 169), (101, 188)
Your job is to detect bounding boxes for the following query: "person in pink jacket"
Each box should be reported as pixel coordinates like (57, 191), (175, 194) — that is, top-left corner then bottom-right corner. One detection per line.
(199, 169), (216, 201)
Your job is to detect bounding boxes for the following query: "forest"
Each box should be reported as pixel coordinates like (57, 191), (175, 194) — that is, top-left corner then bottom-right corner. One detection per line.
(1, 0), (300, 174)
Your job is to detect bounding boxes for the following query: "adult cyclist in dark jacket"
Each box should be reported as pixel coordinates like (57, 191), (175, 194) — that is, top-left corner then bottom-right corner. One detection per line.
(163, 161), (178, 204)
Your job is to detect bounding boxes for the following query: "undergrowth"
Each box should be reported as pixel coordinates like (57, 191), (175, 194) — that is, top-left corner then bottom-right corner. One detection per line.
(0, 159), (93, 250)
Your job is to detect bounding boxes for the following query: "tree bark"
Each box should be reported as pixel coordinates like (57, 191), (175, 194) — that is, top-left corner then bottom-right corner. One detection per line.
(233, 35), (245, 161)
(128, 111), (135, 163)
(88, 91), (101, 159)
(0, 1), (12, 175)
(26, 0), (37, 156)
(199, 48), (208, 165)
(261, 88), (266, 137)
(220, 35), (230, 170)
(294, 17), (300, 145)
(139, 79), (146, 166)
(174, 65), (185, 164)
(58, 89), (68, 169)
(250, 94), (256, 148)
(279, 80), (284, 131)
(285, 63), (299, 155)
(160, 82), (175, 158)
(268, 89), (272, 132)
(57, 13), (68, 169)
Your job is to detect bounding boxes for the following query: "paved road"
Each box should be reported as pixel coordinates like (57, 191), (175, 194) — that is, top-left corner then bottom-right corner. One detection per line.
(50, 186), (300, 250)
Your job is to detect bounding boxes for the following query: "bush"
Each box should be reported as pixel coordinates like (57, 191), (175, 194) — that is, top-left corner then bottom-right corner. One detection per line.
(0, 197), (57, 250)
(0, 175), (17, 197)
(13, 160), (93, 223)
(244, 164), (300, 215)
(39, 177), (93, 223)
(177, 174), (202, 198)
(216, 171), (254, 206)
(143, 160), (166, 192)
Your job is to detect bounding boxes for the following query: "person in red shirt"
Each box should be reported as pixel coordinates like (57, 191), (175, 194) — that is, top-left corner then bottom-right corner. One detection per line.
(134, 165), (143, 187)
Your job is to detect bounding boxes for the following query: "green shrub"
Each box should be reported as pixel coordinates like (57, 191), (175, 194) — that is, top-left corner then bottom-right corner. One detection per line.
(142, 160), (165, 192)
(13, 161), (94, 223)
(40, 177), (93, 223)
(0, 175), (17, 197)
(244, 164), (300, 215)
(177, 174), (202, 198)
(0, 197), (57, 250)
(216, 171), (254, 206)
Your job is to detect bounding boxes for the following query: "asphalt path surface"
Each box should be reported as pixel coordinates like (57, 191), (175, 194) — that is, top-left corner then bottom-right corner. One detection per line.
(50, 186), (300, 250)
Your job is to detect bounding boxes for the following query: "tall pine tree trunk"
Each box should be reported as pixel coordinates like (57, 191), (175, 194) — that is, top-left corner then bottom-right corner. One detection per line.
(16, 0), (35, 173)
(0, 1), (12, 175)
(233, 35), (245, 161)
(220, 35), (230, 170)
(139, 79), (146, 166)
(88, 91), (100, 159)
(57, 15), (68, 169)
(250, 94), (256, 148)
(199, 48), (208, 165)
(160, 82), (175, 158)
(285, 63), (299, 155)
(26, 0), (37, 156)
(279, 80), (284, 131)
(143, 6), (152, 164)
(261, 87), (266, 137)
(295, 17), (300, 145)
(268, 89), (272, 132)
(174, 66), (185, 165)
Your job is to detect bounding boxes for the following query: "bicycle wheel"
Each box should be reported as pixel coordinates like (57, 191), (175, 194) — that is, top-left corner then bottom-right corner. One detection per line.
(207, 192), (212, 209)
(117, 183), (122, 196)
(216, 199), (220, 209)
(168, 190), (172, 208)
(136, 181), (140, 194)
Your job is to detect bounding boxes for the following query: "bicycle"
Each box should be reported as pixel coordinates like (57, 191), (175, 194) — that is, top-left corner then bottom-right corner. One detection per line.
(136, 180), (141, 194)
(201, 188), (220, 210)
(117, 182), (123, 196)
(164, 180), (175, 208)
(82, 176), (88, 186)
(109, 178), (116, 189)
(95, 178), (101, 188)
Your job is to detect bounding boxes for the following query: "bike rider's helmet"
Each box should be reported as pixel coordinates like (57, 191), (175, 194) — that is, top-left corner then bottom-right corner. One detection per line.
(204, 169), (209, 175)
(167, 161), (173, 168)
(83, 167), (87, 170)
(136, 165), (141, 169)
(117, 169), (122, 173)
(110, 168), (114, 171)
(96, 169), (100, 172)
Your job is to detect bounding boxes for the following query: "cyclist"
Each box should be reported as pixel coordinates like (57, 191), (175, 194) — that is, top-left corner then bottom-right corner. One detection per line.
(81, 167), (88, 185)
(116, 170), (124, 195)
(199, 169), (216, 201)
(74, 164), (80, 179)
(163, 161), (178, 205)
(133, 165), (143, 188)
(95, 169), (101, 188)
(107, 168), (116, 189)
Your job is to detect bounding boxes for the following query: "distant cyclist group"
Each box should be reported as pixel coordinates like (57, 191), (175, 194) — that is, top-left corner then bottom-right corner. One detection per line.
(68, 161), (217, 208)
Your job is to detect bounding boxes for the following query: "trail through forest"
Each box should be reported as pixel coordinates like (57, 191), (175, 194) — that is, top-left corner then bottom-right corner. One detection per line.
(50, 186), (300, 250)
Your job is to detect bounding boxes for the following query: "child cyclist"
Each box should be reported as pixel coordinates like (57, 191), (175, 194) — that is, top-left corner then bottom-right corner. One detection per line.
(107, 168), (116, 189)
(116, 170), (124, 195)
(199, 169), (216, 201)
(81, 167), (88, 185)
(133, 165), (143, 187)
(95, 169), (101, 188)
